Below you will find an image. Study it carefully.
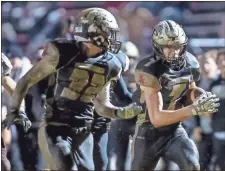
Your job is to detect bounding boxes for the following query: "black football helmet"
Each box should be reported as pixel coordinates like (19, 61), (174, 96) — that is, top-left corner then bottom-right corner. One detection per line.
(73, 8), (121, 54)
(152, 20), (188, 69)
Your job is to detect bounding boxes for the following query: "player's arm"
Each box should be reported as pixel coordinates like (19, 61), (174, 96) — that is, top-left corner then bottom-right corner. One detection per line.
(94, 81), (141, 119)
(10, 42), (59, 111)
(142, 86), (195, 128)
(112, 76), (132, 104)
(136, 70), (219, 128)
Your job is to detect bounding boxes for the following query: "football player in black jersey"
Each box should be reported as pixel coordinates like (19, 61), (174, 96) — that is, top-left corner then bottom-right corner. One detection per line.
(3, 8), (141, 170)
(131, 20), (220, 170)
(92, 76), (133, 170)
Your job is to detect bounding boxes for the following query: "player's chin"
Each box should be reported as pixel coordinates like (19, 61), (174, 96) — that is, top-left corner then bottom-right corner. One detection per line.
(183, 87), (206, 106)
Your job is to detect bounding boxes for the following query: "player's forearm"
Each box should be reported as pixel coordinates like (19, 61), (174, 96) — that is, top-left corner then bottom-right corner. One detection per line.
(113, 76), (132, 105)
(94, 99), (118, 119)
(151, 105), (194, 128)
(94, 99), (138, 119)
(11, 55), (57, 110)
(145, 91), (194, 128)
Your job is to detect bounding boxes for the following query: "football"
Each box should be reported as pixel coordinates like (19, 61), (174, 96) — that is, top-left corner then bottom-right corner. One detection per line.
(183, 87), (206, 106)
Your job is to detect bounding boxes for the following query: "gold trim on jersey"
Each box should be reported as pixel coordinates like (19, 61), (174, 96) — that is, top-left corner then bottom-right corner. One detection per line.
(60, 63), (106, 103)
(75, 63), (105, 74)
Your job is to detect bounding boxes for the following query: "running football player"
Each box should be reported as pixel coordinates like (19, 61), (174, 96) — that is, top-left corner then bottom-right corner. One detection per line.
(131, 20), (220, 170)
(4, 8), (141, 170)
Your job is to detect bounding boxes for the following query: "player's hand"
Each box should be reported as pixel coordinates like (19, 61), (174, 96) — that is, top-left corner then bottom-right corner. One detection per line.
(2, 109), (32, 132)
(192, 92), (220, 116)
(115, 102), (143, 119)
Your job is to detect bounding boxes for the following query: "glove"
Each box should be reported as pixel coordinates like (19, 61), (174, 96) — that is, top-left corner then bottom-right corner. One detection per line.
(192, 92), (220, 116)
(114, 102), (143, 119)
(2, 109), (32, 132)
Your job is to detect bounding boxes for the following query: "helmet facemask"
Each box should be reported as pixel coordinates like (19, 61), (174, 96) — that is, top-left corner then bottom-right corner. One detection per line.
(152, 20), (188, 70)
(73, 8), (122, 54)
(153, 42), (187, 70)
(88, 25), (121, 54)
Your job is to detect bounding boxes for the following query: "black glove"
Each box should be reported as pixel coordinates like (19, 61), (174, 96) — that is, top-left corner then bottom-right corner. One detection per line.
(2, 109), (32, 132)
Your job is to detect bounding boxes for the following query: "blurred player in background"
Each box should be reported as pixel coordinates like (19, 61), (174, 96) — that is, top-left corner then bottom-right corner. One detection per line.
(1, 53), (13, 171)
(4, 8), (142, 170)
(92, 75), (133, 170)
(107, 41), (140, 170)
(131, 20), (220, 170)
(1, 53), (31, 170)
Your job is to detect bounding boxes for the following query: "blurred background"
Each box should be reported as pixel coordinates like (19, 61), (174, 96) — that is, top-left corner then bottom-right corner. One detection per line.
(1, 1), (225, 171)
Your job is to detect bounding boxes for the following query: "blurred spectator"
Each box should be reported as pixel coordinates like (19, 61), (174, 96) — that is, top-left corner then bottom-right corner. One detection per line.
(123, 7), (154, 56)
(121, 41), (140, 93)
(210, 49), (225, 171)
(61, 16), (75, 40)
(159, 6), (183, 23)
(193, 53), (219, 171)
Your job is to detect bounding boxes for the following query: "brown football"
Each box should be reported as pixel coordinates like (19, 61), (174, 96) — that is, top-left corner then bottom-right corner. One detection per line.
(183, 87), (206, 106)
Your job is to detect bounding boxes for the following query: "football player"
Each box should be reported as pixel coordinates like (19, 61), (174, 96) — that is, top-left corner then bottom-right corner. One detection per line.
(92, 75), (133, 170)
(1, 53), (31, 170)
(4, 8), (141, 170)
(92, 42), (139, 170)
(131, 20), (220, 170)
(107, 41), (140, 170)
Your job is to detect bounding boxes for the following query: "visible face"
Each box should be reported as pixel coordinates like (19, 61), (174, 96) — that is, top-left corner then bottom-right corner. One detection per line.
(162, 46), (182, 60)
(200, 56), (217, 76)
(217, 53), (225, 74)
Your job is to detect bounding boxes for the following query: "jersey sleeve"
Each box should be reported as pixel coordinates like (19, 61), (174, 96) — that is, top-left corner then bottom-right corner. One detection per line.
(134, 57), (162, 90)
(49, 38), (79, 69)
(115, 51), (129, 72)
(1, 53), (12, 77)
(112, 76), (132, 105)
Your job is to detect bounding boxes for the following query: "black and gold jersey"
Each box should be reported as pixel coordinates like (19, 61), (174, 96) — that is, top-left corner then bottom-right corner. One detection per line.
(133, 52), (200, 129)
(44, 38), (129, 127)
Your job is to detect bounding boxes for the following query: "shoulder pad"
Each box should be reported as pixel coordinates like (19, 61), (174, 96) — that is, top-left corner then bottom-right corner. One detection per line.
(112, 51), (129, 72)
(186, 52), (201, 82)
(186, 52), (200, 69)
(49, 38), (79, 69)
(1, 53), (12, 77)
(50, 38), (78, 52)
(135, 55), (164, 90)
